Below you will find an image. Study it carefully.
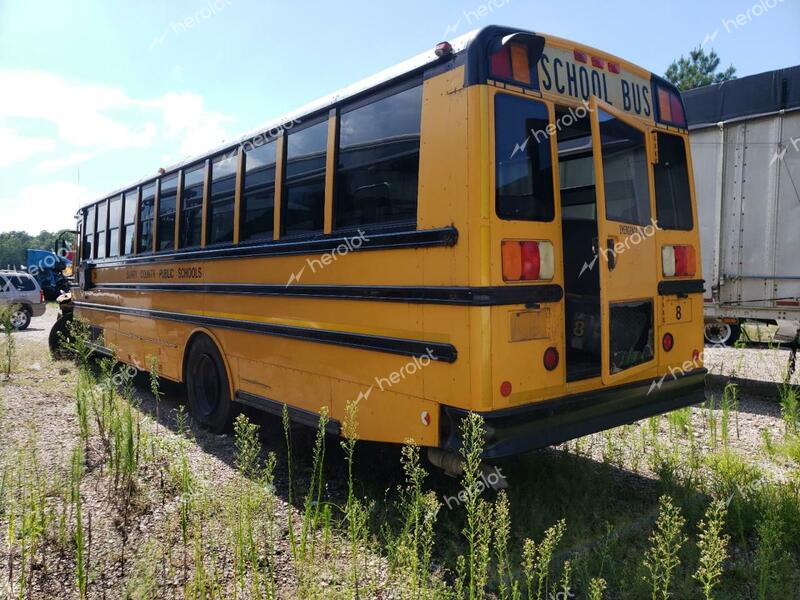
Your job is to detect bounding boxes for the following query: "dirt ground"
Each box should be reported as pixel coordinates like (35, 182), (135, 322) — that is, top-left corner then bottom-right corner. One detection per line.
(1, 306), (798, 598)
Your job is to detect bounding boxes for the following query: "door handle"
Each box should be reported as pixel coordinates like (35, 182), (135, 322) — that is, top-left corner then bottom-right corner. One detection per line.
(607, 238), (617, 270)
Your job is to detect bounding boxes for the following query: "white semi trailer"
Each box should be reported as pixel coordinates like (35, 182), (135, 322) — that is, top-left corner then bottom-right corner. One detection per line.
(684, 66), (800, 348)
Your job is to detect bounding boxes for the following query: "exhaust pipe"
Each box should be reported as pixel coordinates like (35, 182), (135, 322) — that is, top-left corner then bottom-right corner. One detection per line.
(426, 448), (509, 490)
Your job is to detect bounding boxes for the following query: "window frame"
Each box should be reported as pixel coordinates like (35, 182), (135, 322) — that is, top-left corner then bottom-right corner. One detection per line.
(206, 150), (239, 247)
(107, 194), (123, 257)
(493, 91), (557, 223)
(94, 199), (109, 259)
(653, 131), (694, 231)
(138, 181), (157, 254)
(280, 114), (330, 239)
(82, 205), (96, 260)
(240, 137), (279, 243)
(596, 108), (652, 227)
(122, 187), (139, 256)
(157, 172), (180, 252)
(332, 77), (423, 235)
(180, 161), (207, 250)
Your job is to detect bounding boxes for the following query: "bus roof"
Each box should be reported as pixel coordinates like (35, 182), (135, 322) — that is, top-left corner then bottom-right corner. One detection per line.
(78, 25), (671, 213)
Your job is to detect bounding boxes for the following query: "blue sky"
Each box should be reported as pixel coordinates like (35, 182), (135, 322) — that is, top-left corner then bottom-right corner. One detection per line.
(1, 0), (798, 233)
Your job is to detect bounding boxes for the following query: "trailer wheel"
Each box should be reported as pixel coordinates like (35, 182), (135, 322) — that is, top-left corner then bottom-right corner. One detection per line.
(185, 335), (235, 433)
(704, 321), (741, 346)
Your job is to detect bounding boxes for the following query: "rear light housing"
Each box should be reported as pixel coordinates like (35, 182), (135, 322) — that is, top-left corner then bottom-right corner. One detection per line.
(434, 41), (453, 57)
(662, 333), (674, 352)
(488, 33), (545, 88)
(502, 240), (555, 282)
(543, 347), (559, 371)
(655, 84), (687, 128)
(40, 290), (45, 303)
(662, 245), (696, 277)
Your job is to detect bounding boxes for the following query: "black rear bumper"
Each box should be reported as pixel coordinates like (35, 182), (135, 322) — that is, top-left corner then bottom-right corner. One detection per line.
(440, 369), (707, 459)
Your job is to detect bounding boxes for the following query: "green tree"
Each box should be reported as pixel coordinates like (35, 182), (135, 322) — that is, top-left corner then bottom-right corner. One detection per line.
(665, 47), (736, 91)
(0, 230), (63, 270)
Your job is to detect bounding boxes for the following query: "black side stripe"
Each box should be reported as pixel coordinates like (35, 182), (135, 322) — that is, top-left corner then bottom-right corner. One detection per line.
(88, 283), (564, 306)
(658, 279), (705, 296)
(235, 391), (342, 435)
(74, 301), (457, 363)
(83, 226), (458, 268)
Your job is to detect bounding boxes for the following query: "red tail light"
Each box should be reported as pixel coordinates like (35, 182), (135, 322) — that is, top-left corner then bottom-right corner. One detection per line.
(502, 240), (554, 282)
(662, 333), (674, 352)
(543, 347), (559, 371)
(490, 44), (513, 79)
(500, 381), (513, 397)
(521, 241), (541, 280)
(40, 290), (45, 303)
(662, 245), (696, 277)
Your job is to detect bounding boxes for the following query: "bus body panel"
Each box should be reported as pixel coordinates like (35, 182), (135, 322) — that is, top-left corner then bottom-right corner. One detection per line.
(68, 25), (706, 456)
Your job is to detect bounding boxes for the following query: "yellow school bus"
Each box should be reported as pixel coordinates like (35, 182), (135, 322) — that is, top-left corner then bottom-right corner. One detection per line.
(61, 25), (706, 458)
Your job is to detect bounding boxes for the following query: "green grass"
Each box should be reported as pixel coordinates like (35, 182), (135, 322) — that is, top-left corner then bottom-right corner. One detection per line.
(1, 321), (799, 598)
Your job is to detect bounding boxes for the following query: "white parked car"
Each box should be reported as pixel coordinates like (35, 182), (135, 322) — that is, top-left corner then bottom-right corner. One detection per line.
(0, 271), (47, 330)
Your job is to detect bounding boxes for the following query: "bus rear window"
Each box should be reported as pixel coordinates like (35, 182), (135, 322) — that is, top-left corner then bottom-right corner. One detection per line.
(654, 132), (693, 230)
(494, 94), (554, 221)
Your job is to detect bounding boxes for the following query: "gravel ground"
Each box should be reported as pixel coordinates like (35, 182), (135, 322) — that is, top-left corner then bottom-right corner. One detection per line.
(705, 344), (800, 385)
(1, 307), (797, 598)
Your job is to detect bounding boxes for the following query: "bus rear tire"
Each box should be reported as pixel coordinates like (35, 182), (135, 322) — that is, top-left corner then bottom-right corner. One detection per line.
(185, 335), (234, 433)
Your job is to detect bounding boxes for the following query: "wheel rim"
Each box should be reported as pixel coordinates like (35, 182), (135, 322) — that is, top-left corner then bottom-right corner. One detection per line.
(10, 310), (27, 329)
(193, 353), (220, 418)
(705, 322), (732, 345)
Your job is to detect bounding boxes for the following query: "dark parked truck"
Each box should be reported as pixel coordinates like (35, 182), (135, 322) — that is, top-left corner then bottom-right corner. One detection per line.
(25, 230), (75, 301)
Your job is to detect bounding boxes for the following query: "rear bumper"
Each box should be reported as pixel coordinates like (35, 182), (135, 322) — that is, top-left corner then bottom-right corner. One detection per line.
(31, 303), (47, 317)
(440, 369), (707, 459)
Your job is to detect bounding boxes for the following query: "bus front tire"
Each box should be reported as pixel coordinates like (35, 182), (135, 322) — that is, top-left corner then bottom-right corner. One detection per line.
(49, 313), (73, 358)
(185, 336), (234, 433)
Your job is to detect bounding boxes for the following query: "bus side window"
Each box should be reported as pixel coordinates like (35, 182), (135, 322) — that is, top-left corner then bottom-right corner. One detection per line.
(654, 132), (693, 230)
(83, 205), (95, 260)
(122, 189), (138, 255)
(181, 164), (205, 248)
(95, 200), (108, 259)
(108, 195), (122, 257)
(282, 119), (328, 237)
(208, 152), (237, 245)
(241, 140), (277, 241)
(138, 183), (156, 253)
(335, 82), (422, 231)
(158, 173), (179, 251)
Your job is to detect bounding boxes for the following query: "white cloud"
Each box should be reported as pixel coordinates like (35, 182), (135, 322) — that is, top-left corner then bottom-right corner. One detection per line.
(148, 92), (231, 157)
(0, 181), (92, 234)
(34, 151), (101, 175)
(0, 69), (232, 173)
(0, 126), (57, 167)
